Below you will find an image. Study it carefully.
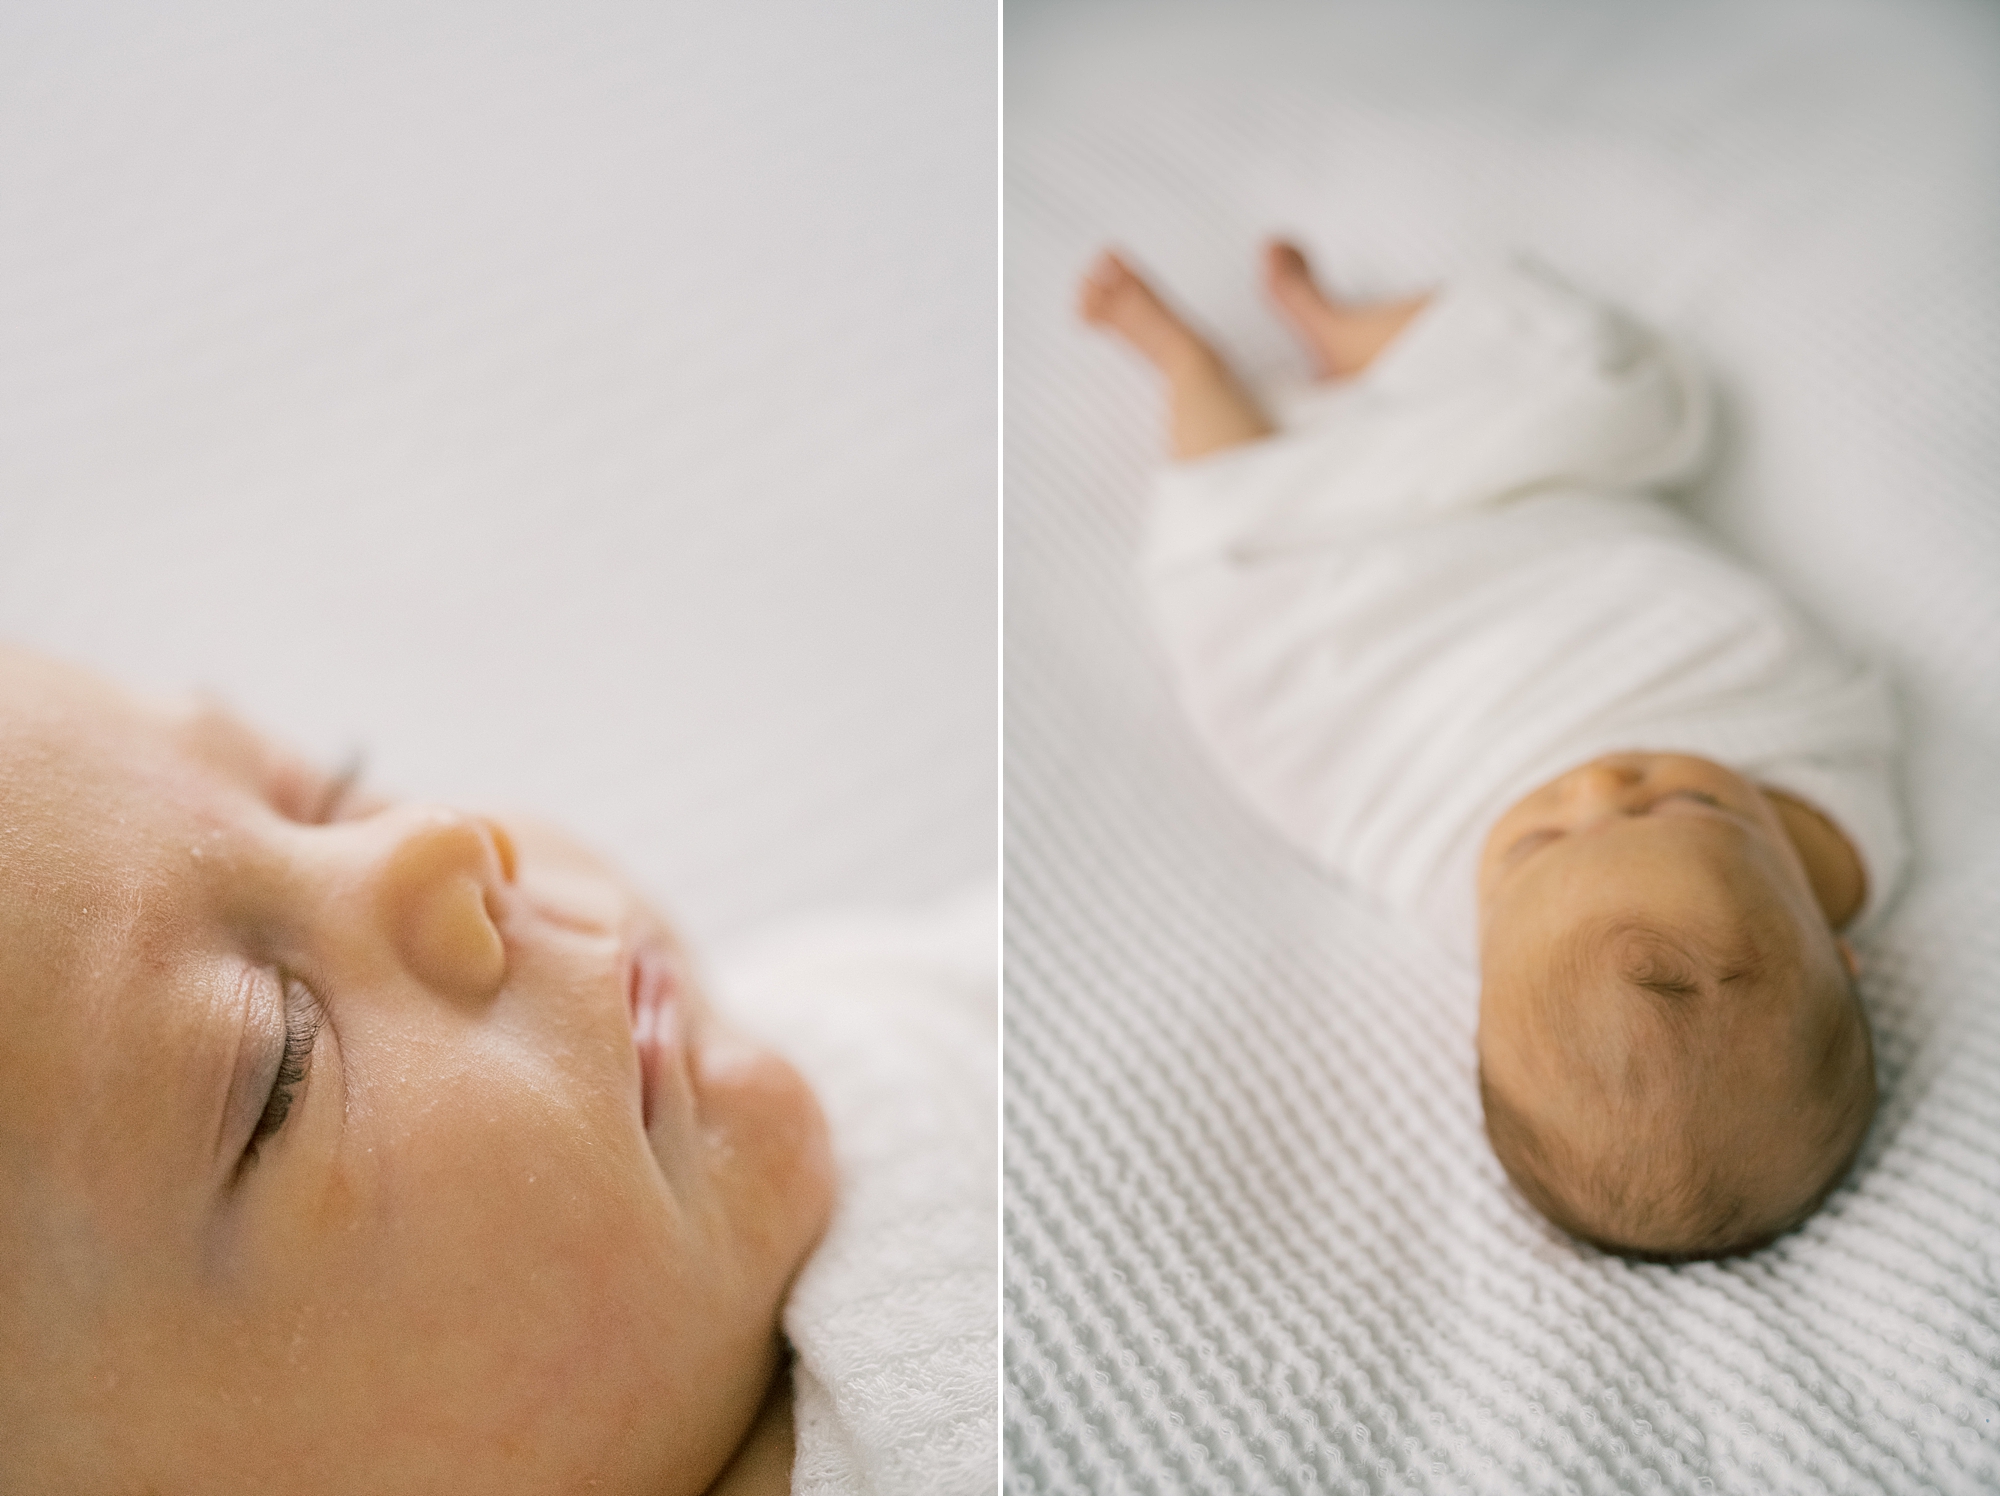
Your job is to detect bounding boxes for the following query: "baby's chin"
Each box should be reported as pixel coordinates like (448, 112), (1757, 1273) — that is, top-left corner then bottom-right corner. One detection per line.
(687, 1023), (836, 1267)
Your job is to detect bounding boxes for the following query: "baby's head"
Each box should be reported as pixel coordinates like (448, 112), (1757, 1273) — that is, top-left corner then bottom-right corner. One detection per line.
(1476, 753), (1874, 1261)
(0, 647), (833, 1492)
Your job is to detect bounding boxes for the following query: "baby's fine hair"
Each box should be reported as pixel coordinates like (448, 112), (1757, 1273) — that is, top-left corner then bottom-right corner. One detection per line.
(1479, 952), (1876, 1262)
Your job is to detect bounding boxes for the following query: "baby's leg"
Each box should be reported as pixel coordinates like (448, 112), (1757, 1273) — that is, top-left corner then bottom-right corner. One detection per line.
(1079, 251), (1274, 460)
(1264, 240), (1430, 381)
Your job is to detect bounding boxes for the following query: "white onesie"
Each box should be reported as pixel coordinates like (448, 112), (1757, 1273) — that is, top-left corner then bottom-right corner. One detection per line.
(1142, 257), (1907, 962)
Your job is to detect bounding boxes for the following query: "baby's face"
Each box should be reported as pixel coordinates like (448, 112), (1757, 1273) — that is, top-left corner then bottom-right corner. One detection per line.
(1476, 753), (1863, 1232)
(0, 649), (832, 1493)
(1477, 751), (1833, 944)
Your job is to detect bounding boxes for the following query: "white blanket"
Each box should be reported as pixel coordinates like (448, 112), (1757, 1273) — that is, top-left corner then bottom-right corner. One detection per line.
(1007, 1), (2000, 1492)
(1145, 257), (1905, 958)
(720, 889), (998, 1496)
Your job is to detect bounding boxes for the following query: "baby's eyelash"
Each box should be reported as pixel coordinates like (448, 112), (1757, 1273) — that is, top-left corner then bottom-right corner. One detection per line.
(1660, 790), (1723, 809)
(245, 976), (324, 1163)
(1505, 828), (1561, 864)
(311, 751), (367, 824)
(1634, 971), (1703, 1000)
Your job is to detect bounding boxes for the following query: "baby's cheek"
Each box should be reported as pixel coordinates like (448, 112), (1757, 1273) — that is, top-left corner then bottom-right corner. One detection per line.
(275, 1126), (687, 1484)
(694, 1034), (834, 1274)
(399, 1138), (725, 1491)
(219, 1037), (654, 1428)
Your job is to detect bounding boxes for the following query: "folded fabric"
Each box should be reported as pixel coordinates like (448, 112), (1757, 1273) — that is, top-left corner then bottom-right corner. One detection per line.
(717, 887), (998, 1496)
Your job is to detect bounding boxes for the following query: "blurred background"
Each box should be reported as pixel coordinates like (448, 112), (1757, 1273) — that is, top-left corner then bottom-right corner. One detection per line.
(0, 0), (996, 944)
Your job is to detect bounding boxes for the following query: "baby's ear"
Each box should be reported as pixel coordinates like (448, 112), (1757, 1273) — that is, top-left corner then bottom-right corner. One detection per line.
(1835, 937), (1860, 979)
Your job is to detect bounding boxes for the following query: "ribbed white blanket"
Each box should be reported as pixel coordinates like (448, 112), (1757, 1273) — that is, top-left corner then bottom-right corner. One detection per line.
(1006, 2), (2000, 1492)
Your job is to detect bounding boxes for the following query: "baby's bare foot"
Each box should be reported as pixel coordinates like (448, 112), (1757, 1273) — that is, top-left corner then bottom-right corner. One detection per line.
(1079, 251), (1214, 376)
(1264, 239), (1429, 380)
(1263, 241), (1338, 360)
(1077, 248), (1274, 459)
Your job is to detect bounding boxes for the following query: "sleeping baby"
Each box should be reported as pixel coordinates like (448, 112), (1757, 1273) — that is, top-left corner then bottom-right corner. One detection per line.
(1081, 242), (1905, 1261)
(0, 644), (995, 1493)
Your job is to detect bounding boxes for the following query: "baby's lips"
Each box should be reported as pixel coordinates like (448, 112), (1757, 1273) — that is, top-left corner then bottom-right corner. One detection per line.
(631, 978), (685, 1128)
(631, 942), (700, 1177)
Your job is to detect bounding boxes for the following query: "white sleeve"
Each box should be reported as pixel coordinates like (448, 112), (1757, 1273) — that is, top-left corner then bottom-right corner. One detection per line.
(1753, 752), (1911, 933)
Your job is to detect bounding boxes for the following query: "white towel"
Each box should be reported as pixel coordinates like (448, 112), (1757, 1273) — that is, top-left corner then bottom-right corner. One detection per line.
(717, 888), (998, 1496)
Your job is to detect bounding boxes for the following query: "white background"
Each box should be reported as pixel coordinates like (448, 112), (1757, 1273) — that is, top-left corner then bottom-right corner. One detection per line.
(0, 0), (997, 945)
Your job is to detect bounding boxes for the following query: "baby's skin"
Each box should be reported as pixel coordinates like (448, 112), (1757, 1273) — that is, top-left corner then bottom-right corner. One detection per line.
(1083, 244), (1877, 1258)
(0, 646), (831, 1493)
(1475, 751), (1869, 1255)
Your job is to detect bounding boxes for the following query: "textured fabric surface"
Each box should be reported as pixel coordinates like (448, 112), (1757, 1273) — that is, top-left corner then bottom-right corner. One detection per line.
(1005, 1), (2000, 1492)
(719, 889), (999, 1496)
(0, 0), (995, 949)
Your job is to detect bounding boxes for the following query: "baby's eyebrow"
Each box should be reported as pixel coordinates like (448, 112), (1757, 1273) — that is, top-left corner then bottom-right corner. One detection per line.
(1686, 904), (1772, 978)
(172, 702), (360, 825)
(1713, 934), (1767, 984)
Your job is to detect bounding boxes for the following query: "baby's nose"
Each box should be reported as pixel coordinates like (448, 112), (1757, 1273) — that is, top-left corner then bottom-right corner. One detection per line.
(1565, 759), (1645, 813)
(373, 810), (515, 1006)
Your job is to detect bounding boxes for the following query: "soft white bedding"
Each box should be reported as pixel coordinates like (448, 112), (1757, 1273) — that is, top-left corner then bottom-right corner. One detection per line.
(1005, 1), (2000, 1491)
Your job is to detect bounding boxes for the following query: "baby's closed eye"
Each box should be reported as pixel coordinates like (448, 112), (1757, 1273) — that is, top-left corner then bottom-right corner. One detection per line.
(1627, 964), (1702, 1001)
(265, 749), (376, 826)
(240, 973), (326, 1170)
(1502, 828), (1561, 866)
(1613, 929), (1705, 1000)
(1653, 790), (1723, 812)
